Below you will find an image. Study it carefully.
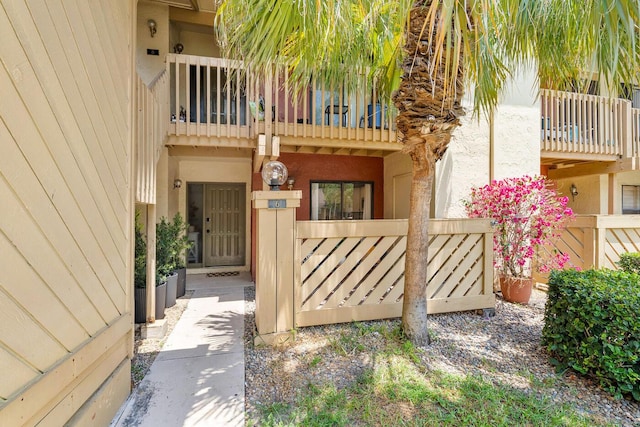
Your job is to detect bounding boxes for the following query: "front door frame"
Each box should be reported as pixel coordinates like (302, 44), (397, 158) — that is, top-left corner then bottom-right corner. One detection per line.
(203, 182), (246, 267)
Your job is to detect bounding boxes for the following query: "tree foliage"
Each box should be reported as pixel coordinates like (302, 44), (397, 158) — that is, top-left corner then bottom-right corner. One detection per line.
(216, 0), (640, 344)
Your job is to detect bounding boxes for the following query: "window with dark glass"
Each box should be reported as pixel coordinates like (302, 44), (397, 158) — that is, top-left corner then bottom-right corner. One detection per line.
(310, 182), (373, 220)
(622, 185), (640, 214)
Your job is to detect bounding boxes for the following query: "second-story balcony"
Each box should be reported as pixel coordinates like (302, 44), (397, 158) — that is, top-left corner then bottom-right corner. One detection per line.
(540, 89), (640, 171)
(166, 54), (401, 155)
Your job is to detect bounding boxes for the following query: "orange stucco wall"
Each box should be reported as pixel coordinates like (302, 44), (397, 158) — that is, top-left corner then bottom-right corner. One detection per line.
(250, 153), (384, 279)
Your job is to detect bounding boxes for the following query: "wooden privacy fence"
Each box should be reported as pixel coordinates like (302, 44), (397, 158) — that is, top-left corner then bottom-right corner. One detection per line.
(533, 215), (640, 283)
(295, 219), (495, 327)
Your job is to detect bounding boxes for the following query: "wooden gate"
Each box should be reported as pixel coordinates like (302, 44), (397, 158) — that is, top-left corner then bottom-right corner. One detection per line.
(294, 219), (494, 327)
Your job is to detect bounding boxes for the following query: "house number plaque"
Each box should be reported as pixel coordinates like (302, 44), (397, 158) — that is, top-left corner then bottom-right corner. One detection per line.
(268, 199), (287, 209)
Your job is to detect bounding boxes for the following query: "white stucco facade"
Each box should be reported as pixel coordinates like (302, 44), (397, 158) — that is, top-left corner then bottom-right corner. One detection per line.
(383, 66), (542, 219)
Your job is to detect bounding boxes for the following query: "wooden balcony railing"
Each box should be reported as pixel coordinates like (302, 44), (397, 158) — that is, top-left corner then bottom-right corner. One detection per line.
(261, 65), (398, 144)
(539, 89), (640, 169)
(167, 54), (252, 141)
(166, 54), (399, 147)
(632, 108), (640, 157)
(136, 70), (169, 204)
(540, 89), (630, 159)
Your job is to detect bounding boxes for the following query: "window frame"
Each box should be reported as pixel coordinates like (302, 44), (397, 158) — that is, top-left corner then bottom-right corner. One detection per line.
(309, 180), (374, 220)
(622, 185), (640, 214)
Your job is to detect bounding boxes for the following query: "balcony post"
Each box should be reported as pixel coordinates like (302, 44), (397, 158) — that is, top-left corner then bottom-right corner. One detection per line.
(264, 73), (273, 152)
(621, 100), (632, 158)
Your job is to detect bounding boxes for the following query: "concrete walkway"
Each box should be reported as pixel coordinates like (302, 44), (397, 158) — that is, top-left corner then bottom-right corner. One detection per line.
(112, 273), (250, 427)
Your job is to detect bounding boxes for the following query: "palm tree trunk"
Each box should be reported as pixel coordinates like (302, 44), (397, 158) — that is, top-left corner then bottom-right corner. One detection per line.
(394, 1), (464, 345)
(402, 145), (434, 345)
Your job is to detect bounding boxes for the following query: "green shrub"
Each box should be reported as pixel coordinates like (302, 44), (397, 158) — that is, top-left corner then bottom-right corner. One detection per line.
(617, 252), (640, 275)
(134, 211), (146, 289)
(156, 217), (175, 284)
(169, 212), (192, 269)
(542, 269), (640, 400)
(156, 213), (193, 283)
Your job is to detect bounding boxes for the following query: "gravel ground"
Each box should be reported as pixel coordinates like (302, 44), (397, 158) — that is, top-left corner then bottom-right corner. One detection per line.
(130, 291), (193, 389)
(244, 286), (640, 426)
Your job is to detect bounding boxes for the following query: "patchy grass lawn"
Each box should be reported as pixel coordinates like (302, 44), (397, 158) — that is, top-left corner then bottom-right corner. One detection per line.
(249, 323), (613, 427)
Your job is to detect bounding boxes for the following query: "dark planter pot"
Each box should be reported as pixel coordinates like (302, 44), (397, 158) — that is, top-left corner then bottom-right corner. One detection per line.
(166, 272), (178, 308)
(134, 288), (147, 324)
(155, 282), (167, 320)
(176, 267), (187, 298)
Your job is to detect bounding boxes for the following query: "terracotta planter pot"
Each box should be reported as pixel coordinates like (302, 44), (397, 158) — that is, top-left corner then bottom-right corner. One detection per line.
(499, 275), (533, 304)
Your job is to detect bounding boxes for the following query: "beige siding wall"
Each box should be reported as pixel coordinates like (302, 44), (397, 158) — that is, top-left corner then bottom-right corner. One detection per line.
(0, 0), (134, 425)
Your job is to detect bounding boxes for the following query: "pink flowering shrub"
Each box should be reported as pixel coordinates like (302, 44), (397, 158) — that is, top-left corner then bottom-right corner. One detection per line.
(464, 175), (574, 278)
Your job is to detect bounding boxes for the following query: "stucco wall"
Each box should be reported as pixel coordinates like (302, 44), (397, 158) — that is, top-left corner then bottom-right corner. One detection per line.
(156, 148), (170, 219)
(176, 29), (219, 57)
(435, 66), (541, 218)
(137, 1), (169, 85)
(166, 148), (253, 271)
(384, 152), (413, 219)
(553, 171), (640, 215)
(554, 175), (607, 214)
(435, 113), (491, 218)
(276, 152), (385, 221)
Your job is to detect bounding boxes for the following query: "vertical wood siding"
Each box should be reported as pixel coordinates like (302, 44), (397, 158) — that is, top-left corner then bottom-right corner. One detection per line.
(136, 70), (169, 204)
(0, 0), (133, 424)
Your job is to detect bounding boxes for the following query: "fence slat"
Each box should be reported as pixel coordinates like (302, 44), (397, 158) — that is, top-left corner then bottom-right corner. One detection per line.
(294, 219), (494, 327)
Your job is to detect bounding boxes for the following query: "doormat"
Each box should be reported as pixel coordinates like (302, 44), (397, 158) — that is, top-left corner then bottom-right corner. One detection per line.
(206, 271), (240, 277)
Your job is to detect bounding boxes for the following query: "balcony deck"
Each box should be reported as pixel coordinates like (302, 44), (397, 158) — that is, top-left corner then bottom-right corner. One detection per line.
(163, 55), (640, 167)
(165, 54), (402, 156)
(540, 89), (640, 173)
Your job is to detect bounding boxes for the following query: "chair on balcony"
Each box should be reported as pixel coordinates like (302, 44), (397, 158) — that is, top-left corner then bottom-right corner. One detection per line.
(359, 104), (387, 129)
(325, 105), (349, 126)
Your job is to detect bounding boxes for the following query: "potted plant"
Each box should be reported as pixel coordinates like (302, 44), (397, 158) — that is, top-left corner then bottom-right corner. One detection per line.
(156, 217), (175, 312)
(169, 213), (192, 298)
(134, 211), (148, 324)
(464, 175), (574, 303)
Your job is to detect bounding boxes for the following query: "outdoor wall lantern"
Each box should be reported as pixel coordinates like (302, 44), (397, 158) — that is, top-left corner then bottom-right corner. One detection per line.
(173, 178), (182, 189)
(287, 178), (295, 190)
(147, 19), (157, 38)
(262, 160), (288, 191)
(174, 43), (184, 54)
(570, 183), (578, 201)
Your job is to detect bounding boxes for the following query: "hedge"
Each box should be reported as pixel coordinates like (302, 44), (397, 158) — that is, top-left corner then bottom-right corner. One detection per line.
(542, 269), (640, 400)
(618, 252), (640, 275)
